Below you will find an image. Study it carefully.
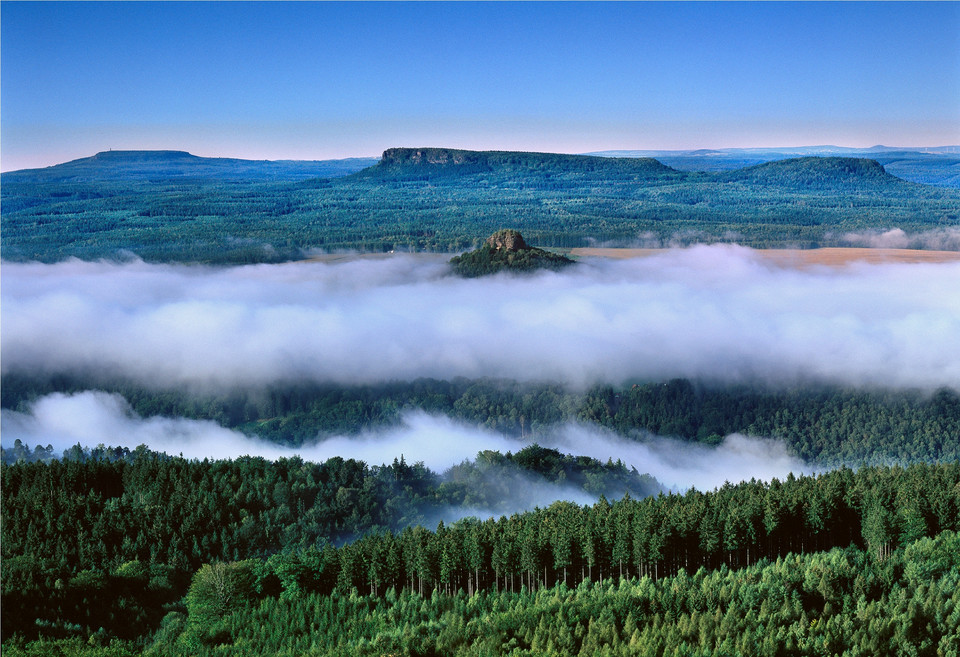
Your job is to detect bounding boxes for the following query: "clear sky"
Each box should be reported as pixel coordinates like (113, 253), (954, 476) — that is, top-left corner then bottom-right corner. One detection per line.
(2, 1), (958, 171)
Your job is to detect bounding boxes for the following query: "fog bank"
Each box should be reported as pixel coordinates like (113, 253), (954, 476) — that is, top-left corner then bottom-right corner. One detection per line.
(2, 391), (811, 492)
(3, 246), (959, 390)
(838, 227), (960, 251)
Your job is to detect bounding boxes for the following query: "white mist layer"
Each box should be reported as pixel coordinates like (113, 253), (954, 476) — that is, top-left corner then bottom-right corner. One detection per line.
(3, 246), (960, 390)
(1, 392), (810, 492)
(838, 227), (960, 250)
(547, 424), (810, 491)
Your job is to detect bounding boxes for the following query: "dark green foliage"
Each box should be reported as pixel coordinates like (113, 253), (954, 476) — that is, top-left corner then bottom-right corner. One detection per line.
(4, 454), (959, 651)
(442, 446), (662, 508)
(0, 443), (657, 642)
(0, 637), (144, 657)
(581, 380), (960, 465)
(3, 149), (957, 263)
(140, 533), (960, 657)
(5, 374), (958, 465)
(10, 526), (960, 657)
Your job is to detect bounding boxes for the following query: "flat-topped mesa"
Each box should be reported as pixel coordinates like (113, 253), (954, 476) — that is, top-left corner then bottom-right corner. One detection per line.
(372, 147), (681, 180)
(485, 229), (528, 252)
(89, 150), (197, 162)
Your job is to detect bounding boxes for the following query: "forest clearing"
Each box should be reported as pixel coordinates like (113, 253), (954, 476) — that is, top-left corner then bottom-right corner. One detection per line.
(569, 246), (960, 266)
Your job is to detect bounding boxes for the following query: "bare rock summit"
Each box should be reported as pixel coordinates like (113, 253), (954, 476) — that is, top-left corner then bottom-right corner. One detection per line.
(485, 229), (529, 252)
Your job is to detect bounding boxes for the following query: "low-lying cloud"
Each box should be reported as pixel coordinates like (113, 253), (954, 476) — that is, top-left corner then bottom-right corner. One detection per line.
(3, 246), (960, 391)
(0, 391), (522, 466)
(837, 227), (960, 251)
(547, 423), (810, 491)
(2, 391), (811, 492)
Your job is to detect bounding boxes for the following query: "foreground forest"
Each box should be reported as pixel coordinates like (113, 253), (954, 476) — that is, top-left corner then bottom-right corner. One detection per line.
(2, 452), (958, 656)
(3, 148), (959, 262)
(4, 375), (960, 654)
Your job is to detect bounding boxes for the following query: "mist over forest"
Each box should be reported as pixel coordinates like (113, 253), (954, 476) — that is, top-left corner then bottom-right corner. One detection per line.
(5, 246), (959, 393)
(4, 244), (958, 481)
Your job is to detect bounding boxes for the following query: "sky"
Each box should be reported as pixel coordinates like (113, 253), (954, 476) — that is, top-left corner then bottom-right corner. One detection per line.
(2, 1), (959, 171)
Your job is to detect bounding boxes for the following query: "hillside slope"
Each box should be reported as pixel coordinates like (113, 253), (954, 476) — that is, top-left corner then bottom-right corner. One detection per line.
(717, 156), (902, 189)
(2, 150), (377, 183)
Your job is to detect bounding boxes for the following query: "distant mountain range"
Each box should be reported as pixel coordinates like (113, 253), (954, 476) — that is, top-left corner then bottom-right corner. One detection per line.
(586, 145), (960, 157)
(3, 145), (958, 188)
(585, 146), (960, 187)
(3, 145), (957, 262)
(2, 150), (379, 183)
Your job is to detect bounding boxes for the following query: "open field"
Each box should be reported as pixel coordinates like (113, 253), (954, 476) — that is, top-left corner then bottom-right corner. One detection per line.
(299, 247), (960, 268)
(568, 246), (960, 267)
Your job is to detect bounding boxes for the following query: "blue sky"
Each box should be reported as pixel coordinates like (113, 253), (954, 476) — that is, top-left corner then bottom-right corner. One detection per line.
(2, 1), (958, 171)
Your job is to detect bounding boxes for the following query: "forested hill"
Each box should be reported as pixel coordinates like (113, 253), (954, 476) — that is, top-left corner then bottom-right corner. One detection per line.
(2, 150), (378, 183)
(366, 148), (908, 190)
(588, 146), (960, 188)
(3, 146), (958, 262)
(363, 147), (683, 181)
(717, 156), (904, 190)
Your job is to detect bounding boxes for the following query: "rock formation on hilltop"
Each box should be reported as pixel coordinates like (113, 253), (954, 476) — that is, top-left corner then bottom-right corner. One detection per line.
(450, 230), (574, 278)
(484, 229), (528, 252)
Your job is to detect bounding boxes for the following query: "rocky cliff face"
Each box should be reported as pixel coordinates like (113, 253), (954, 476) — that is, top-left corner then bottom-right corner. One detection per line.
(485, 229), (528, 252)
(380, 148), (470, 166)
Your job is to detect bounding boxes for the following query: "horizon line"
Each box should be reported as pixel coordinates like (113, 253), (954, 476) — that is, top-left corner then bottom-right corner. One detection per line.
(4, 143), (960, 174)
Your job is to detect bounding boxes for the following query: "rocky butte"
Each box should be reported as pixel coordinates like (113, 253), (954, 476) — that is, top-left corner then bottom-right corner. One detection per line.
(450, 229), (575, 277)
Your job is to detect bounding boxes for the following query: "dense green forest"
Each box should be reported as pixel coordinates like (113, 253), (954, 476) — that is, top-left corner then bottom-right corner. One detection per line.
(2, 453), (958, 655)
(5, 374), (958, 465)
(3, 148), (958, 263)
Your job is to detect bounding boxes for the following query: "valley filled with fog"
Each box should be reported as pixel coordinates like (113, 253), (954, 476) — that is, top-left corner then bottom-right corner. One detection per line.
(5, 245), (959, 497)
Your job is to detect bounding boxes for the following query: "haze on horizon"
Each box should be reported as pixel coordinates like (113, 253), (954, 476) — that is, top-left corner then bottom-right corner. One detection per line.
(2, 2), (958, 172)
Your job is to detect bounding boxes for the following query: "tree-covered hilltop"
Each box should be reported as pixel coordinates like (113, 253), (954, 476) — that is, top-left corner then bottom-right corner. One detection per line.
(1, 150), (378, 183)
(449, 229), (575, 277)
(3, 147), (958, 263)
(717, 156), (899, 189)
